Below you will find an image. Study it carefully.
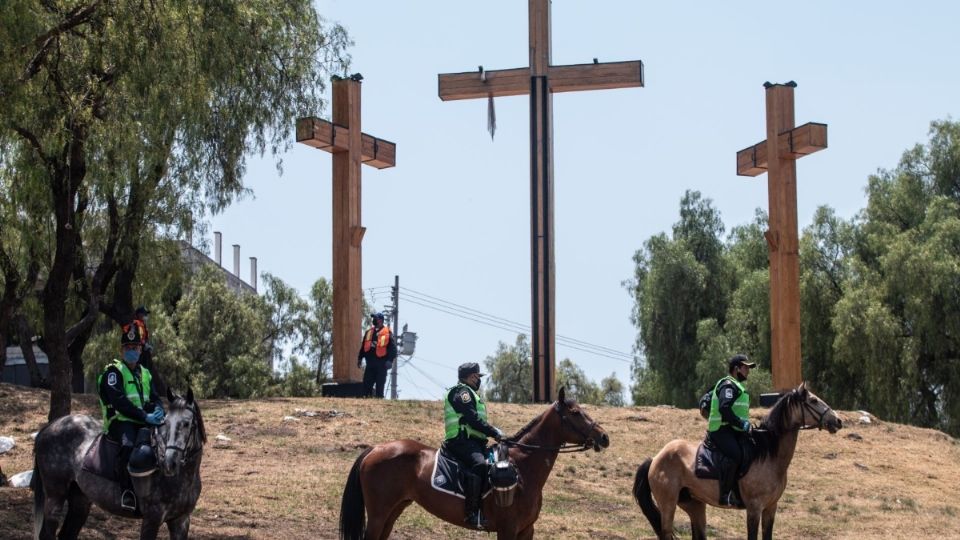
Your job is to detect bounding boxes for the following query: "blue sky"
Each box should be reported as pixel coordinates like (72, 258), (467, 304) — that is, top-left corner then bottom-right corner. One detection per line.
(208, 1), (960, 400)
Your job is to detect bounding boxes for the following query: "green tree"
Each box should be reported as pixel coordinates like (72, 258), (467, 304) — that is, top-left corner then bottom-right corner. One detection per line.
(484, 335), (532, 403)
(627, 191), (729, 406)
(599, 372), (625, 407)
(556, 358), (602, 405)
(0, 0), (349, 418)
(174, 266), (272, 398)
(281, 356), (319, 397)
(297, 277), (334, 384)
(260, 273), (309, 374)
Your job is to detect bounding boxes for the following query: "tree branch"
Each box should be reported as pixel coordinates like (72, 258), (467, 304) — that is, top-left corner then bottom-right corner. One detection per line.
(20, 0), (103, 82)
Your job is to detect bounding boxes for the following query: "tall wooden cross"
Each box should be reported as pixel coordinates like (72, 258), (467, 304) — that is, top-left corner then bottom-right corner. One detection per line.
(296, 75), (396, 384)
(438, 0), (644, 402)
(736, 82), (827, 392)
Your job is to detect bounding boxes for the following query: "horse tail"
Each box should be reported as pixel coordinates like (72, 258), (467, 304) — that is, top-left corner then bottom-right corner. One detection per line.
(633, 457), (662, 537)
(31, 450), (43, 540)
(339, 447), (373, 540)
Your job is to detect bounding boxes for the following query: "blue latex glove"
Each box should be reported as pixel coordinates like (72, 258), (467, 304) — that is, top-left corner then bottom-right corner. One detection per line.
(145, 409), (164, 426)
(741, 419), (752, 432)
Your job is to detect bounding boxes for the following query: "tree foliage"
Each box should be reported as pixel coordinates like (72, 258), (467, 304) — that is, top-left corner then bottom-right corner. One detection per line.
(483, 335), (532, 403)
(627, 120), (960, 435)
(0, 0), (350, 418)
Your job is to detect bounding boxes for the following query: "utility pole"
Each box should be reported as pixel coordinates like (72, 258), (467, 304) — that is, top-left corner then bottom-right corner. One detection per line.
(390, 275), (399, 399)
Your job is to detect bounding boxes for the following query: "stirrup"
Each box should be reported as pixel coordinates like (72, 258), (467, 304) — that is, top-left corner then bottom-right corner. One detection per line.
(722, 491), (743, 508)
(464, 510), (486, 530)
(120, 489), (137, 511)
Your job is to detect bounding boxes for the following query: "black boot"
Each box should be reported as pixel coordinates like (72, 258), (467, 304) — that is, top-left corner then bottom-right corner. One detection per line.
(719, 457), (743, 508)
(116, 445), (137, 511)
(462, 472), (486, 530)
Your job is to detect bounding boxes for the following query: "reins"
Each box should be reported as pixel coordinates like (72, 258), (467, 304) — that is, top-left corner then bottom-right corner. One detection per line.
(153, 402), (203, 467)
(501, 402), (596, 453)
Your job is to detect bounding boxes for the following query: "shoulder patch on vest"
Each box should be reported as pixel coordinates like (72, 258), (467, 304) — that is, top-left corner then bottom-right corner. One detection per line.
(459, 390), (472, 403)
(723, 388), (734, 399)
(107, 372), (118, 387)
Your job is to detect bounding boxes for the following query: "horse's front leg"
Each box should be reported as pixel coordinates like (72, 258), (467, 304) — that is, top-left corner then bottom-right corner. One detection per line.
(746, 507), (762, 540)
(513, 524), (533, 540)
(761, 502), (778, 540)
(139, 516), (164, 540)
(167, 514), (191, 540)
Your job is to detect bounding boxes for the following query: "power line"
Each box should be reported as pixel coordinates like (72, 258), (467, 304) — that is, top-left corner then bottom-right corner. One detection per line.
(400, 289), (634, 363)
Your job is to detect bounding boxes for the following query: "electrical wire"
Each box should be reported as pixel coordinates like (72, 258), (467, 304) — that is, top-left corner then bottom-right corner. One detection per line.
(400, 290), (634, 363)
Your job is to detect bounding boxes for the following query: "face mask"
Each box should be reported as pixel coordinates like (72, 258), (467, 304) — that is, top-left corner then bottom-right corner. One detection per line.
(735, 370), (748, 382)
(123, 348), (141, 364)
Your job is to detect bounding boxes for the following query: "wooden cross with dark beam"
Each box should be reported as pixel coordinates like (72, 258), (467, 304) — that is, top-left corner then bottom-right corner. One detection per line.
(296, 74), (396, 386)
(736, 81), (827, 399)
(438, 0), (644, 403)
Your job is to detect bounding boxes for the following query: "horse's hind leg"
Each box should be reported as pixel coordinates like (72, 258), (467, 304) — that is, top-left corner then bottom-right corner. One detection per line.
(375, 500), (412, 540)
(37, 494), (66, 540)
(56, 484), (91, 540)
(678, 497), (707, 540)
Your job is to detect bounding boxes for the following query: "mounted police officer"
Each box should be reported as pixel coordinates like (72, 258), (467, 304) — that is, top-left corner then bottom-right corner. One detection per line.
(442, 362), (504, 529)
(97, 323), (165, 510)
(356, 312), (397, 398)
(706, 353), (756, 507)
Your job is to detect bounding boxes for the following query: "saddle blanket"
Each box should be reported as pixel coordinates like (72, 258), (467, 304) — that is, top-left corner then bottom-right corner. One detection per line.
(81, 434), (121, 483)
(430, 448), (492, 499)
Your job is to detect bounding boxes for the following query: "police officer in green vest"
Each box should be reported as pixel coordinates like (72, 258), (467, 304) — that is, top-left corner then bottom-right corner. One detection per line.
(97, 324), (165, 510)
(443, 362), (504, 529)
(706, 353), (756, 508)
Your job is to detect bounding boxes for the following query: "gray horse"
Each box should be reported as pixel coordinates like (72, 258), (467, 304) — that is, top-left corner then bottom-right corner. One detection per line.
(32, 388), (206, 539)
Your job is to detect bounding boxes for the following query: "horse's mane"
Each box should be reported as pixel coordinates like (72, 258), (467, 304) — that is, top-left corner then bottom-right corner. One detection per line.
(752, 388), (803, 461)
(170, 396), (207, 444)
(508, 398), (573, 442)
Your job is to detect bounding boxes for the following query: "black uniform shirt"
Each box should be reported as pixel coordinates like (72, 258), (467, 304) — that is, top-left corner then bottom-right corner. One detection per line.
(447, 384), (499, 439)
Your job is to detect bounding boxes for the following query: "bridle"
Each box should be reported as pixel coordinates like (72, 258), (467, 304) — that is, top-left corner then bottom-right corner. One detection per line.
(503, 401), (598, 453)
(153, 403), (203, 470)
(798, 398), (834, 431)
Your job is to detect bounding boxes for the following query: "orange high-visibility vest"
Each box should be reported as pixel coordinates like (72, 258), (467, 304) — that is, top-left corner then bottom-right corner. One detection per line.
(362, 326), (391, 358)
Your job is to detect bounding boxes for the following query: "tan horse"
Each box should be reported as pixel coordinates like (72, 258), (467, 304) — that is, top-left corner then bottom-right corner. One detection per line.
(338, 388), (610, 540)
(633, 383), (842, 540)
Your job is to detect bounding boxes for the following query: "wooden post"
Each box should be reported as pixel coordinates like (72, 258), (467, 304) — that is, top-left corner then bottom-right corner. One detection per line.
(439, 0), (644, 402)
(296, 76), (396, 384)
(736, 82), (827, 392)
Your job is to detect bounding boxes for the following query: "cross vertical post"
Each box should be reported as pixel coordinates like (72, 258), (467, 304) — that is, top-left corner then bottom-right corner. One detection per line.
(296, 76), (397, 388)
(439, 0), (644, 402)
(736, 82), (827, 392)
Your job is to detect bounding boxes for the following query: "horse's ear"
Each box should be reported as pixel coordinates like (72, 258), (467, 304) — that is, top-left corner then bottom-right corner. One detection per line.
(167, 386), (176, 403)
(558, 386), (566, 404)
(798, 382), (808, 397)
(186, 387), (195, 404)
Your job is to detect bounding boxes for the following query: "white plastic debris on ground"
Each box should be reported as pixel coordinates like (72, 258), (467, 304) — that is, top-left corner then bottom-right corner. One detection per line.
(0, 436), (14, 454)
(215, 434), (232, 442)
(9, 470), (32, 488)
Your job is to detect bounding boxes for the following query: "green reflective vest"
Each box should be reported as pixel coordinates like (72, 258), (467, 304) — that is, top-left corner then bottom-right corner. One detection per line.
(707, 376), (749, 432)
(444, 383), (488, 441)
(97, 359), (152, 433)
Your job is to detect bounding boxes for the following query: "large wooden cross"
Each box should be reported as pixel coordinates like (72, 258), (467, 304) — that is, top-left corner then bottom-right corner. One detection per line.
(438, 0), (644, 402)
(296, 75), (396, 384)
(736, 82), (827, 392)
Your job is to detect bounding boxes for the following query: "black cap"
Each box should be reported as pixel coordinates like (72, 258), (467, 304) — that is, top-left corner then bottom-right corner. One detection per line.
(370, 312), (384, 322)
(728, 354), (756, 370)
(458, 362), (484, 380)
(135, 306), (150, 316)
(120, 323), (141, 346)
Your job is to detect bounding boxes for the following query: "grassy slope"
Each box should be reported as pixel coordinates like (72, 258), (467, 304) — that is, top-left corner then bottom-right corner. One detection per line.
(1, 382), (959, 539)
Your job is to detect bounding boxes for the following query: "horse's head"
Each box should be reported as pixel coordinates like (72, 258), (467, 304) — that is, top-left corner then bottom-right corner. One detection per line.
(792, 383), (842, 434)
(158, 387), (206, 476)
(554, 387), (610, 452)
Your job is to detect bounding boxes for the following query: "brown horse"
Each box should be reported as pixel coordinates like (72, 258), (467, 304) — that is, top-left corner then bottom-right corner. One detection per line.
(633, 383), (842, 540)
(339, 388), (610, 539)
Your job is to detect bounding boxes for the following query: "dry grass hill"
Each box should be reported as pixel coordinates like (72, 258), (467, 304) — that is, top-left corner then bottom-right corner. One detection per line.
(2, 382), (959, 539)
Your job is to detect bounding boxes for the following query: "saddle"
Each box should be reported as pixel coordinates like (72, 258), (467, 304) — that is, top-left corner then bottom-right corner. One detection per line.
(694, 438), (756, 480)
(430, 447), (493, 500)
(81, 434), (122, 483)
